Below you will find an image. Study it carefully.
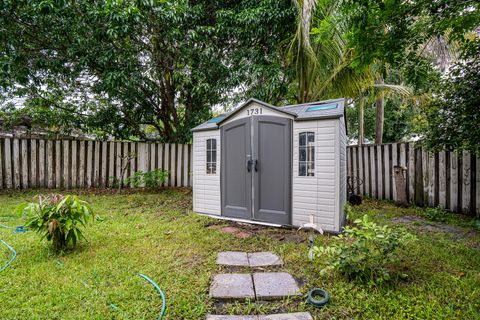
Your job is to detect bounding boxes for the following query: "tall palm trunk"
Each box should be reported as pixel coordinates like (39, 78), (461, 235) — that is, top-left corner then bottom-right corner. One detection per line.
(375, 76), (384, 144)
(358, 99), (364, 145)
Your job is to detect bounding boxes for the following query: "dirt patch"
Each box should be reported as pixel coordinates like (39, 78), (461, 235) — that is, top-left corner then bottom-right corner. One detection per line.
(205, 220), (306, 243)
(390, 215), (476, 240)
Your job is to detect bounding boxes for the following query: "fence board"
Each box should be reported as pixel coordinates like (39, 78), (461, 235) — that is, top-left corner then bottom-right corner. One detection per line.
(438, 151), (447, 208)
(364, 147), (370, 196)
(101, 142), (107, 187)
(150, 143), (156, 171)
(176, 145), (183, 187)
(79, 141), (86, 188)
(20, 139), (28, 188)
(13, 139), (20, 189)
(369, 146), (376, 198)
(392, 143), (398, 201)
(39, 140), (45, 187)
(92, 141), (99, 187)
(63, 140), (70, 189)
(86, 141), (93, 188)
(428, 152), (435, 207)
(450, 152), (459, 212)
(129, 142), (136, 187)
(46, 140), (54, 188)
(170, 144), (176, 187)
(421, 149), (429, 206)
(189, 144), (193, 187)
(384, 145), (391, 200)
(183, 144), (189, 187)
(71, 141), (77, 188)
(376, 145), (383, 199)
(30, 140), (37, 188)
(55, 141), (61, 189)
(108, 142), (115, 187)
(164, 143), (170, 187)
(408, 143), (415, 203)
(4, 139), (12, 188)
(115, 142), (122, 182)
(462, 151), (471, 213)
(358, 147), (364, 195)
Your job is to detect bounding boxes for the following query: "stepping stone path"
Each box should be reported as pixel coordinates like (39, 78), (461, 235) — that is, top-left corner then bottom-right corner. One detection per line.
(209, 251), (312, 319)
(210, 274), (255, 301)
(253, 272), (300, 300)
(216, 251), (283, 268)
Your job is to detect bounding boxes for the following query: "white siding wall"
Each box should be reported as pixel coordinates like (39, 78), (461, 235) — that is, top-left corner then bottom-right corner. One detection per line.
(338, 117), (347, 226)
(292, 119), (339, 232)
(193, 130), (221, 215)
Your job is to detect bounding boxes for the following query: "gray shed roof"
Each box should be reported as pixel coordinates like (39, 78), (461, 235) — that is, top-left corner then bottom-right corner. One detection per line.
(191, 98), (345, 132)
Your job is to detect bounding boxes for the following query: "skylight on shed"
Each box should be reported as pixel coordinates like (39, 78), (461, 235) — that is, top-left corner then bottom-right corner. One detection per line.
(305, 103), (337, 112)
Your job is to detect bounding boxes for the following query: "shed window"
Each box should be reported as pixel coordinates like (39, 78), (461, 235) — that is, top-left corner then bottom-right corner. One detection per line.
(299, 132), (315, 176)
(206, 139), (217, 174)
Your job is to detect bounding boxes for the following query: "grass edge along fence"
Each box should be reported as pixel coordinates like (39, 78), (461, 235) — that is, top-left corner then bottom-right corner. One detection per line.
(0, 138), (192, 189)
(347, 142), (480, 216)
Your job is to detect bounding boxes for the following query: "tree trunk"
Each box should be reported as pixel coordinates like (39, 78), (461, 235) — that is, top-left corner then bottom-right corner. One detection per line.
(375, 76), (384, 145)
(358, 99), (364, 146)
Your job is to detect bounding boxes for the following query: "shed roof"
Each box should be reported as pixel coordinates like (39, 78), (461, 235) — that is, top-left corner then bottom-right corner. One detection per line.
(191, 98), (345, 132)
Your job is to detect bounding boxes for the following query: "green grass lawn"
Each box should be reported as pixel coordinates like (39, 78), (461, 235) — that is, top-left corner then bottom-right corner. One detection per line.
(0, 189), (479, 319)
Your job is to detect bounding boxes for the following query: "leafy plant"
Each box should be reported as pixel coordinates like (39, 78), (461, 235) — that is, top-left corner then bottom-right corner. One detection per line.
(423, 207), (449, 222)
(312, 214), (416, 284)
(124, 169), (169, 188)
(18, 194), (95, 253)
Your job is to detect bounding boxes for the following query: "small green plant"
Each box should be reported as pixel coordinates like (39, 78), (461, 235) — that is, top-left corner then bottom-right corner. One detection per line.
(125, 171), (144, 188)
(18, 194), (95, 253)
(423, 206), (449, 222)
(143, 169), (169, 188)
(125, 169), (169, 188)
(312, 214), (416, 284)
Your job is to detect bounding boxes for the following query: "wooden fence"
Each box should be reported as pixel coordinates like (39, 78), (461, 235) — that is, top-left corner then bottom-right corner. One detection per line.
(347, 143), (480, 216)
(0, 138), (192, 189)
(1, 138), (479, 216)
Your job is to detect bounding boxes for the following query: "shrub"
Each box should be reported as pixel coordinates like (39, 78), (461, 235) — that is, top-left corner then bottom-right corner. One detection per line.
(125, 169), (169, 188)
(18, 194), (95, 253)
(423, 207), (448, 222)
(312, 214), (416, 284)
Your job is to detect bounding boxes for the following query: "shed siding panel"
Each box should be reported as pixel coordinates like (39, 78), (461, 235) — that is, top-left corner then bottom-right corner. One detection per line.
(192, 130), (221, 215)
(338, 116), (347, 227)
(292, 119), (338, 232)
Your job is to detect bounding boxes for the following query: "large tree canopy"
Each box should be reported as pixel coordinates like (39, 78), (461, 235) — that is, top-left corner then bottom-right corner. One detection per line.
(425, 40), (480, 153)
(0, 0), (295, 142)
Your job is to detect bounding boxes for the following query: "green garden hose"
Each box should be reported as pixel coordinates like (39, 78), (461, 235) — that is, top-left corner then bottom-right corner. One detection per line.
(138, 273), (166, 320)
(307, 288), (330, 307)
(0, 239), (17, 273)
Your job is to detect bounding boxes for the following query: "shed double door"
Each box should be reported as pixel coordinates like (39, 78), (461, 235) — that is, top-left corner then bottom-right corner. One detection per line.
(221, 116), (292, 225)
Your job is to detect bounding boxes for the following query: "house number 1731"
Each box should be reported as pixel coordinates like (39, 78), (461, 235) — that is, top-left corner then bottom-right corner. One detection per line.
(246, 108), (263, 116)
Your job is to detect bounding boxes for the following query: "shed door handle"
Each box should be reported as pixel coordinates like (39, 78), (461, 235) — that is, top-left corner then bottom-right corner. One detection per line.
(254, 160), (258, 172)
(247, 159), (253, 172)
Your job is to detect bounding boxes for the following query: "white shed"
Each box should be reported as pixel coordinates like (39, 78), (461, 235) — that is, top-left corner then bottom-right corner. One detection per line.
(191, 98), (347, 233)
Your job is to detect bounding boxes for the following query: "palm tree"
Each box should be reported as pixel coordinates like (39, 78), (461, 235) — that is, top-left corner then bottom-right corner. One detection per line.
(287, 0), (419, 145)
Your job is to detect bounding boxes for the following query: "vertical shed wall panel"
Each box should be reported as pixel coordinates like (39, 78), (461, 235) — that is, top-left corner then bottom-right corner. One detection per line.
(292, 120), (337, 232)
(192, 130), (221, 215)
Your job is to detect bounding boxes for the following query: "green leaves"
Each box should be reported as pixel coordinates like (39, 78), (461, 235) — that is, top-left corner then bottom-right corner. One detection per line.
(425, 39), (480, 153)
(18, 194), (95, 253)
(312, 213), (416, 285)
